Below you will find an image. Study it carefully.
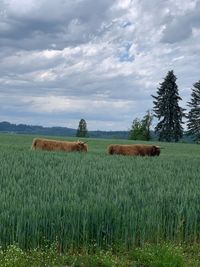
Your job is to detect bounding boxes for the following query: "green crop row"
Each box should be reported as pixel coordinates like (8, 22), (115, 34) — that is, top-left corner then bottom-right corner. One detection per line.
(0, 133), (199, 250)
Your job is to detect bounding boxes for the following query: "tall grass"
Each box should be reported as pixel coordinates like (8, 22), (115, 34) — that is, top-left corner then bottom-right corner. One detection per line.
(0, 133), (199, 249)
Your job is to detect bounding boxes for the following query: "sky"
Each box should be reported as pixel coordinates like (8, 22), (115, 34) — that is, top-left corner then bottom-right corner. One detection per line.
(0, 0), (200, 131)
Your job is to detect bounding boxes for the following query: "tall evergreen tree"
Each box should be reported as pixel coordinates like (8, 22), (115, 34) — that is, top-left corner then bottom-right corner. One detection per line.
(152, 70), (184, 142)
(187, 81), (200, 141)
(76, 119), (89, 137)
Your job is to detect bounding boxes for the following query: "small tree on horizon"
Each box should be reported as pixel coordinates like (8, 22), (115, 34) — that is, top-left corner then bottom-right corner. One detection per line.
(129, 110), (153, 141)
(141, 110), (153, 141)
(76, 119), (89, 138)
(152, 70), (184, 142)
(187, 81), (200, 142)
(129, 118), (143, 140)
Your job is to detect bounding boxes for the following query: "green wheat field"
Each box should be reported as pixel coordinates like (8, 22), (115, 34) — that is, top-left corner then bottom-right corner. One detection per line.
(0, 133), (200, 251)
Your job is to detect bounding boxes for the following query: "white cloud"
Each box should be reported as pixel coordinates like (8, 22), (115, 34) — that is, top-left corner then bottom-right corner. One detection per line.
(0, 0), (200, 130)
(21, 95), (133, 114)
(5, 0), (38, 16)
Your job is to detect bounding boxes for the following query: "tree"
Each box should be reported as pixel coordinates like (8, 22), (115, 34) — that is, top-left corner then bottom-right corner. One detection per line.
(129, 118), (143, 140)
(152, 70), (184, 142)
(187, 81), (200, 141)
(141, 110), (153, 141)
(76, 119), (89, 138)
(129, 110), (153, 141)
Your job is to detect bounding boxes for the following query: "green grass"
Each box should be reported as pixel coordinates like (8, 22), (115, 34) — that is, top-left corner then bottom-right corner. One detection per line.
(0, 242), (199, 267)
(0, 133), (200, 251)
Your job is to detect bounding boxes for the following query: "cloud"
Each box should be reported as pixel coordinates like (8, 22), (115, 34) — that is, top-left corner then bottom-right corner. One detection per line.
(0, 0), (200, 130)
(1, 0), (116, 50)
(161, 1), (200, 43)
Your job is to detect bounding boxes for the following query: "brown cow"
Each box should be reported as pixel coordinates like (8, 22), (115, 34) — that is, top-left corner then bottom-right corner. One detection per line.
(31, 138), (88, 152)
(108, 144), (160, 157)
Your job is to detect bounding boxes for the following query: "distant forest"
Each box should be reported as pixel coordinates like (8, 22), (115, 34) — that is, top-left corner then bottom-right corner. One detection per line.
(0, 121), (194, 142)
(0, 121), (129, 139)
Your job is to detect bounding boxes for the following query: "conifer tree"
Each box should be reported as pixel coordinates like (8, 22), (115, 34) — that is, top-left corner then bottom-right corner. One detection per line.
(187, 81), (200, 141)
(76, 119), (89, 137)
(152, 70), (184, 142)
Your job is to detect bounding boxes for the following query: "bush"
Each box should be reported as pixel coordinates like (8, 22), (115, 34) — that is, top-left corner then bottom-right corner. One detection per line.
(132, 243), (185, 267)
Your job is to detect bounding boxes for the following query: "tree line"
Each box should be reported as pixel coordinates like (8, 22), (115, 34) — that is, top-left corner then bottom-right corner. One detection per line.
(129, 70), (200, 142)
(77, 70), (200, 142)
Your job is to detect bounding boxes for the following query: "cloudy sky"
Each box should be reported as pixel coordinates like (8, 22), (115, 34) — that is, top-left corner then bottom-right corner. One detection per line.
(0, 0), (200, 130)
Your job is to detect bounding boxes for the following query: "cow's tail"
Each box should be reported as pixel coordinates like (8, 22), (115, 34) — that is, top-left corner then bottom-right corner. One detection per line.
(31, 138), (37, 150)
(108, 145), (114, 155)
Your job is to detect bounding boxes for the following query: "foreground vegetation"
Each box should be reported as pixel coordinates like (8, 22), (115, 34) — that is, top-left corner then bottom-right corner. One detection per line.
(0, 242), (199, 267)
(0, 133), (200, 265)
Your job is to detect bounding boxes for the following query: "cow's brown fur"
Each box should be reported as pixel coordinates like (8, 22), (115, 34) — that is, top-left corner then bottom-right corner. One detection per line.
(108, 144), (160, 156)
(31, 138), (88, 152)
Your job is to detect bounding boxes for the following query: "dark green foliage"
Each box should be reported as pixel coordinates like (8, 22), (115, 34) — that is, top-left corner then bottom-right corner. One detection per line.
(0, 121), (77, 136)
(187, 81), (200, 142)
(141, 110), (153, 141)
(152, 70), (184, 142)
(129, 111), (153, 141)
(129, 118), (143, 140)
(76, 119), (89, 138)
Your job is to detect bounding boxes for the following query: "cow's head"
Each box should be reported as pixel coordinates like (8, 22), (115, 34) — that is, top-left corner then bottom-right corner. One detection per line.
(151, 145), (160, 156)
(77, 141), (88, 152)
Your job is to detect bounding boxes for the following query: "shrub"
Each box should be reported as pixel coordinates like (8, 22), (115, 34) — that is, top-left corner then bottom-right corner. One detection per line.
(132, 243), (185, 267)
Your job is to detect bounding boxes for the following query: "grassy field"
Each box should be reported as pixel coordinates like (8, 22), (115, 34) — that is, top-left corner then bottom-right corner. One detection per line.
(0, 133), (200, 254)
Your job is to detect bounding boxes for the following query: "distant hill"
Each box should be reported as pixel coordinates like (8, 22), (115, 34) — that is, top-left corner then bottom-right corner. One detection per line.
(0, 121), (129, 139)
(0, 121), (194, 142)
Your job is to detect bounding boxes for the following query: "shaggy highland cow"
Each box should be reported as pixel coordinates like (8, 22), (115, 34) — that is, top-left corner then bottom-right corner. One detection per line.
(108, 144), (160, 157)
(31, 138), (88, 152)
